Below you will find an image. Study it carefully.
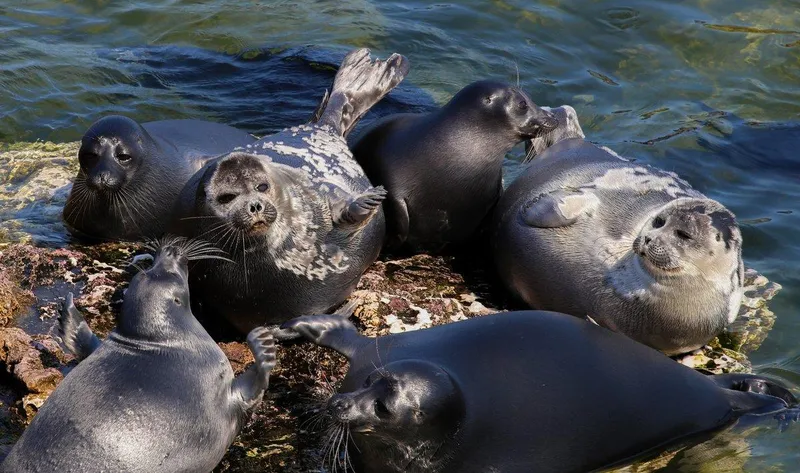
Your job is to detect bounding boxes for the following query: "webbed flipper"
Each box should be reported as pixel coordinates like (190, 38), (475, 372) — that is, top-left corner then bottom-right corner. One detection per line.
(331, 186), (387, 228)
(58, 292), (102, 361)
(313, 48), (410, 138)
(521, 188), (600, 228)
(279, 313), (367, 360)
(231, 326), (277, 412)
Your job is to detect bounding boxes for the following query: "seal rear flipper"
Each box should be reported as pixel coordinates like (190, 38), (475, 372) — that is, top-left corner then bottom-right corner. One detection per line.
(331, 186), (388, 228)
(58, 292), (102, 361)
(280, 314), (366, 359)
(313, 48), (410, 138)
(520, 189), (600, 228)
(711, 373), (798, 407)
(231, 327), (277, 412)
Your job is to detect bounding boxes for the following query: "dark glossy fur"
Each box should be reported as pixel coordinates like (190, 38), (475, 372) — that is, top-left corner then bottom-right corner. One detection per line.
(63, 116), (255, 241)
(1, 242), (275, 473)
(351, 80), (558, 253)
(282, 311), (796, 473)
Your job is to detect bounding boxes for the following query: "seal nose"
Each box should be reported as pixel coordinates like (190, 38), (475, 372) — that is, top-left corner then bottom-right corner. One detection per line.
(328, 395), (354, 419)
(249, 201), (264, 214)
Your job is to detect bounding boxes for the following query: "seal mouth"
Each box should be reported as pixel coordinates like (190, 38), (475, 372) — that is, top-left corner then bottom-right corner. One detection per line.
(249, 220), (271, 234)
(639, 254), (682, 274)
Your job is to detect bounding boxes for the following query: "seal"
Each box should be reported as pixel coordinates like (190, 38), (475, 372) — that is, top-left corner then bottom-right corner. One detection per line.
(0, 238), (276, 473)
(279, 311), (796, 473)
(523, 104), (585, 161)
(171, 48), (409, 334)
(492, 137), (744, 354)
(63, 116), (256, 241)
(350, 80), (559, 252)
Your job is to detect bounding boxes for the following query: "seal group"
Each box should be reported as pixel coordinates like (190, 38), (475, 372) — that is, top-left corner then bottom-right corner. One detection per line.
(6, 44), (796, 473)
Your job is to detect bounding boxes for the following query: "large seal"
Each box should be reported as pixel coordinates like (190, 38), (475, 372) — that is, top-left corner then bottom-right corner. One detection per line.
(492, 137), (744, 354)
(0, 239), (276, 473)
(63, 117), (256, 241)
(171, 48), (409, 334)
(350, 80), (558, 252)
(279, 311), (795, 473)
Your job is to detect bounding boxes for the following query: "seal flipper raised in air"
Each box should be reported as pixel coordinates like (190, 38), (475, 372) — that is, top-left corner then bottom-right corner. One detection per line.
(58, 292), (102, 361)
(330, 185), (388, 228)
(231, 326), (278, 412)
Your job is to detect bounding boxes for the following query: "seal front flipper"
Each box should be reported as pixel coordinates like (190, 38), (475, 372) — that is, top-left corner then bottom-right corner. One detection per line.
(280, 314), (367, 359)
(231, 327), (277, 412)
(331, 186), (387, 228)
(520, 188), (600, 228)
(58, 292), (101, 360)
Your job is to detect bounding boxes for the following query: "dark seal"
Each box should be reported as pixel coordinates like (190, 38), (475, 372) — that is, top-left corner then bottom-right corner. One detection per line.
(350, 80), (558, 252)
(280, 311), (796, 473)
(171, 48), (409, 334)
(492, 138), (744, 354)
(63, 116), (256, 241)
(0, 239), (276, 473)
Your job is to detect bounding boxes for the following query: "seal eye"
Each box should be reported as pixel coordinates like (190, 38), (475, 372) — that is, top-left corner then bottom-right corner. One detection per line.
(117, 153), (133, 163)
(716, 233), (721, 242)
(675, 229), (693, 240)
(518, 100), (528, 111)
(653, 216), (665, 228)
(256, 183), (269, 193)
(484, 95), (493, 105)
(173, 297), (181, 306)
(217, 193), (237, 205)
(375, 399), (390, 417)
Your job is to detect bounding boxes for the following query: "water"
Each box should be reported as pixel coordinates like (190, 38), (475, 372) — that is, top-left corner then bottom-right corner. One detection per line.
(1, 0), (799, 470)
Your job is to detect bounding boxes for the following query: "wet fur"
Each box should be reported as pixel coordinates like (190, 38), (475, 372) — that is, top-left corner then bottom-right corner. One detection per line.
(63, 117), (255, 241)
(493, 138), (744, 354)
(351, 80), (558, 252)
(170, 49), (406, 332)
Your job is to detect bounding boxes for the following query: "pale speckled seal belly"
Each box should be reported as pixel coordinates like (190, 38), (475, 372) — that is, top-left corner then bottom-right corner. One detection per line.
(492, 138), (744, 354)
(172, 48), (409, 333)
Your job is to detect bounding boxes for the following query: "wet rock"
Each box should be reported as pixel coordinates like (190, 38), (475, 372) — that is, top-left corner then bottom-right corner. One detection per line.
(0, 270), (31, 326)
(0, 328), (64, 422)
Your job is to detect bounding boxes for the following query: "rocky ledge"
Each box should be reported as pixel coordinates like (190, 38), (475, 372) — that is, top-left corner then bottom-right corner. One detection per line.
(0, 141), (785, 471)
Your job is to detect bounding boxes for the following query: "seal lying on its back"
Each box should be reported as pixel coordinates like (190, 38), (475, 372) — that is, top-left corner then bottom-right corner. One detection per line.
(0, 239), (276, 473)
(172, 48), (409, 333)
(63, 116), (255, 241)
(492, 138), (744, 354)
(350, 80), (558, 252)
(280, 311), (795, 473)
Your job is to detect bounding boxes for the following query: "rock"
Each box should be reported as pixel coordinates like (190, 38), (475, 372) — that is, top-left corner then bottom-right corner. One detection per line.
(0, 270), (31, 326)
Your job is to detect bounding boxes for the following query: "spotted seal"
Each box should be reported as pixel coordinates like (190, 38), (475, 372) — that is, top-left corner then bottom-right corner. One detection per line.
(171, 48), (409, 333)
(492, 137), (744, 354)
(278, 311), (795, 473)
(350, 80), (558, 252)
(0, 239), (276, 472)
(63, 116), (256, 241)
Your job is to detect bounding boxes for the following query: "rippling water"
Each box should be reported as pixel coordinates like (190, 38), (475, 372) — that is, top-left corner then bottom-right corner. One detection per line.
(1, 0), (799, 470)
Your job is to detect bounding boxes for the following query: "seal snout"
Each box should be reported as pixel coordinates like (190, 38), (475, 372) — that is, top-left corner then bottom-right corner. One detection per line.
(327, 394), (357, 422)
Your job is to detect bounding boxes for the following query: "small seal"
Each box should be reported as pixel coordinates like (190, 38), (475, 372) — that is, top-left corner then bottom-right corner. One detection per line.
(172, 48), (409, 333)
(524, 104), (585, 161)
(279, 311), (795, 473)
(0, 238), (276, 473)
(350, 80), (558, 252)
(492, 137), (744, 354)
(63, 116), (256, 241)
